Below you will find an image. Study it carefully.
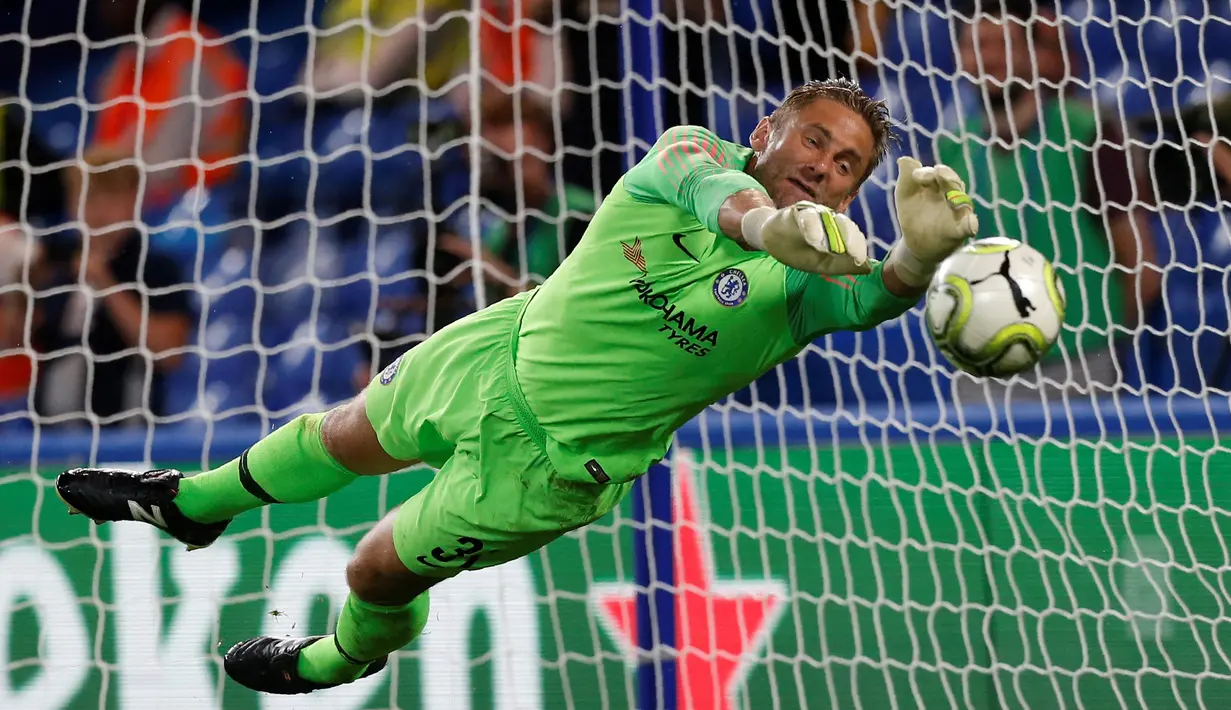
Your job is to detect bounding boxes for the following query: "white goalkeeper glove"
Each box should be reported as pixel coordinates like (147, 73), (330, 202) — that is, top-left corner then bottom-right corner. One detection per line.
(886, 156), (980, 288)
(740, 201), (872, 276)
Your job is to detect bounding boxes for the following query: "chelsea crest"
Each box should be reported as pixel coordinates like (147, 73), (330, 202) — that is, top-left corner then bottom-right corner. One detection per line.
(712, 268), (749, 307)
(379, 356), (403, 385)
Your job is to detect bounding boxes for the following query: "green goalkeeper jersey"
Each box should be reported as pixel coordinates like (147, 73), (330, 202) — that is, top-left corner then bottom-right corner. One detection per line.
(511, 125), (917, 483)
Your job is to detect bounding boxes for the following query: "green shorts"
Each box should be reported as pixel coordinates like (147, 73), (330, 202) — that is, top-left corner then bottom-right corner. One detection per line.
(364, 291), (633, 578)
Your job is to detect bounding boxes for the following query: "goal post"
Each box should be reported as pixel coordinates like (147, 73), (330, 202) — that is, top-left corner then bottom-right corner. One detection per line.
(622, 1), (678, 708)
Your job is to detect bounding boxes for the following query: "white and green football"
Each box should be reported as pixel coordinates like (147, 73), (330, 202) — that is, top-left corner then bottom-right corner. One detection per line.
(925, 237), (1066, 378)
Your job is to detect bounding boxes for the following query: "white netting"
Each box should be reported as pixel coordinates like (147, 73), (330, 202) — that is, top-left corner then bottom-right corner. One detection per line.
(3, 0), (1231, 708)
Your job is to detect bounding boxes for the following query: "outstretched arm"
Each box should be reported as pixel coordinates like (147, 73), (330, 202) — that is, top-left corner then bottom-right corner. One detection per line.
(790, 155), (983, 337)
(625, 126), (873, 275)
(786, 262), (920, 341)
(623, 125), (772, 244)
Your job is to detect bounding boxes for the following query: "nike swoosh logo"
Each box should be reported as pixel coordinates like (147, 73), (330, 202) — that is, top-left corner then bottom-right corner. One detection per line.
(672, 233), (700, 263)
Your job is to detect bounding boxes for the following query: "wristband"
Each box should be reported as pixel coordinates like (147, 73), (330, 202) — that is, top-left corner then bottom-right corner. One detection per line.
(739, 207), (775, 251)
(885, 242), (939, 289)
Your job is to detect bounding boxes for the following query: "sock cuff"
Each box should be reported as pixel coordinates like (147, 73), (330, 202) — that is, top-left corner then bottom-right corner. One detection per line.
(240, 411), (360, 505)
(333, 636), (370, 666)
(347, 594), (419, 615)
(237, 449), (281, 504)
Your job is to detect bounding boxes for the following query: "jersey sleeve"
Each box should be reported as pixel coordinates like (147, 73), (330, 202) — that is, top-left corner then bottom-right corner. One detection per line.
(784, 262), (920, 343)
(622, 125), (767, 236)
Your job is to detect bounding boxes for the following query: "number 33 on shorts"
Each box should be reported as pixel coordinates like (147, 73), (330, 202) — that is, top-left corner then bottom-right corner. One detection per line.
(415, 536), (486, 571)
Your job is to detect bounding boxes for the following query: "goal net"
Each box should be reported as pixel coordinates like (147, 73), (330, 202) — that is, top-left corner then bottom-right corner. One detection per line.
(3, 0), (1231, 708)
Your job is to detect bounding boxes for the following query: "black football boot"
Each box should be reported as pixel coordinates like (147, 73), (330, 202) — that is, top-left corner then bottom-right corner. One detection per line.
(223, 635), (389, 695)
(55, 467), (231, 550)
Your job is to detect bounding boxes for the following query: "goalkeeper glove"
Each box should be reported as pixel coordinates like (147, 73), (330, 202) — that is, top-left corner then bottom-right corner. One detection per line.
(886, 156), (980, 288)
(740, 201), (872, 276)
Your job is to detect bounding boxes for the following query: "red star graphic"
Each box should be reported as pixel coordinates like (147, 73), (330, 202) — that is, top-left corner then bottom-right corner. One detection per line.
(591, 452), (786, 710)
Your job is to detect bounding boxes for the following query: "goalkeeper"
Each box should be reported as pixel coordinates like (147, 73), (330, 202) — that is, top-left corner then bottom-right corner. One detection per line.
(55, 78), (977, 695)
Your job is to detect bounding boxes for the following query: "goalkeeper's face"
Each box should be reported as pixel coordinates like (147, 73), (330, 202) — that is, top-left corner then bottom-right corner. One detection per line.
(748, 98), (874, 212)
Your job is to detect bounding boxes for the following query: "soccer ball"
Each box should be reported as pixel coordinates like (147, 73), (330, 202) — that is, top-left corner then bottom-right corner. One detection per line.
(925, 237), (1066, 378)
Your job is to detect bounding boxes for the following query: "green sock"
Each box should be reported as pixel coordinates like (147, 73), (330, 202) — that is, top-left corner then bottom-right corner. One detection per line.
(174, 412), (357, 524)
(297, 592), (430, 684)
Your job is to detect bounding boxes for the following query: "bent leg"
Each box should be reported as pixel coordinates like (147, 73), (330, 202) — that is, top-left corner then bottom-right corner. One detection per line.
(293, 442), (580, 689)
(230, 426), (634, 693)
(321, 389), (420, 475)
(297, 508), (438, 685)
(175, 389), (418, 524)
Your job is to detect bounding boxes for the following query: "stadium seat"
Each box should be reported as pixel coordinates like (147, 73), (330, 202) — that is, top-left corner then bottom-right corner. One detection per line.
(161, 324), (263, 422)
(321, 222), (419, 325)
(143, 186), (244, 271)
(1065, 0), (1231, 119)
(251, 99), (448, 219)
(0, 395), (32, 437)
(252, 221), (340, 347)
(737, 306), (947, 410)
(823, 307), (950, 407)
(1142, 209), (1231, 392)
(163, 242), (264, 420)
(261, 317), (363, 415)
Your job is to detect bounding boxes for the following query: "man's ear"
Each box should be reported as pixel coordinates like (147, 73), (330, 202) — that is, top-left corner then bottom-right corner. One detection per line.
(748, 117), (772, 151)
(838, 189), (859, 214)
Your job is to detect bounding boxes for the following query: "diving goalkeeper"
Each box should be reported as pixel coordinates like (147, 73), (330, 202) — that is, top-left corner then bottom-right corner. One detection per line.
(55, 78), (977, 695)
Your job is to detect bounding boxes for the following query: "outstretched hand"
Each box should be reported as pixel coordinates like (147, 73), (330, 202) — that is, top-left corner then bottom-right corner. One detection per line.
(740, 201), (873, 276)
(893, 156), (979, 261)
(886, 157), (979, 288)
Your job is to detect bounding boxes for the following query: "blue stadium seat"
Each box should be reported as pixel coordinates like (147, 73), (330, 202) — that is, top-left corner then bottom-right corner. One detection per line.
(701, 2), (962, 149)
(0, 396), (32, 437)
(252, 100), (448, 218)
(849, 10), (960, 249)
(162, 241), (264, 420)
(160, 331), (262, 421)
(253, 221), (340, 347)
(888, 10), (959, 137)
(1065, 0), (1228, 119)
(822, 307), (950, 406)
(1140, 209), (1231, 392)
(321, 222), (419, 325)
(261, 317), (362, 415)
(737, 306), (946, 409)
(144, 186), (243, 272)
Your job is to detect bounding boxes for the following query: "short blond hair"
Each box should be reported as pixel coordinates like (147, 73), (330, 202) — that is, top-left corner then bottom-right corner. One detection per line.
(63, 145), (142, 199)
(771, 78), (895, 186)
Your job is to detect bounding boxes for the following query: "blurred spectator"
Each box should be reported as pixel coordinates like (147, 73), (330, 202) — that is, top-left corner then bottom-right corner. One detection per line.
(473, 96), (595, 284)
(938, 0), (1160, 399)
(89, 0), (247, 209)
(351, 96), (598, 391)
(472, 0), (570, 115)
(432, 97), (596, 299)
(304, 0), (469, 104)
(1150, 95), (1231, 207)
(30, 147), (192, 425)
(682, 0), (887, 85)
(303, 0), (566, 117)
(0, 100), (66, 402)
(0, 100), (67, 229)
(0, 224), (35, 402)
(677, 1), (892, 140)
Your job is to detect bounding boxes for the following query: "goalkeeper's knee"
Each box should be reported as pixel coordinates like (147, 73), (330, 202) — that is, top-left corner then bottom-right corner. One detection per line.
(347, 507), (441, 606)
(320, 394), (420, 476)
